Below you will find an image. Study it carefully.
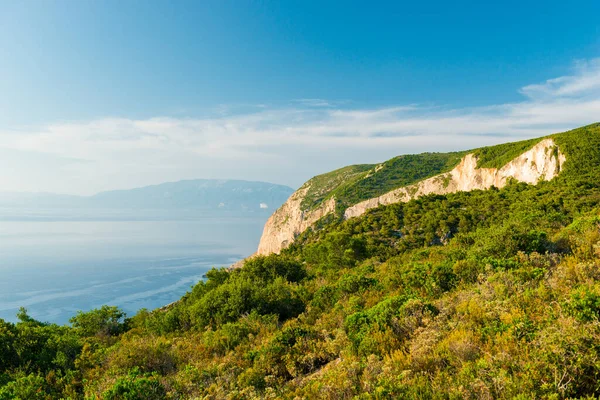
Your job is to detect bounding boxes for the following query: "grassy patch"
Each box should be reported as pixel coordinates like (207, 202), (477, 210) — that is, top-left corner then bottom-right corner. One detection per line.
(472, 137), (544, 169)
(300, 164), (374, 211)
(301, 152), (468, 212)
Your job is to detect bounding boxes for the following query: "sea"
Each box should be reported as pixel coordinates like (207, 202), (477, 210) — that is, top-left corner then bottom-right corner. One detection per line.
(0, 208), (266, 324)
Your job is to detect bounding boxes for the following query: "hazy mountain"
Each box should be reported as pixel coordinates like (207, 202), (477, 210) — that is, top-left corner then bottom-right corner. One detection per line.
(0, 180), (294, 214)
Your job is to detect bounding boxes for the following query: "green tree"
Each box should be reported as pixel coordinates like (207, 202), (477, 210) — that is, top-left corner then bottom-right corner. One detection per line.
(70, 305), (127, 337)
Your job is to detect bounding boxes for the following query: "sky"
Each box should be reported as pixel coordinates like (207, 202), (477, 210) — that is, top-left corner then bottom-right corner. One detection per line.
(1, 0), (600, 195)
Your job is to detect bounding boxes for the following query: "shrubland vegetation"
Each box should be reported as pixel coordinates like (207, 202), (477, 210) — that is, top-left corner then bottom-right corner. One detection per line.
(2, 124), (600, 399)
(472, 136), (543, 169)
(300, 151), (469, 213)
(330, 151), (469, 209)
(301, 132), (549, 214)
(300, 164), (374, 211)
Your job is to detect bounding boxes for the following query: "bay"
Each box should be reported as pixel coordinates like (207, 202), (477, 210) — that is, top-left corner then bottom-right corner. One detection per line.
(0, 208), (265, 324)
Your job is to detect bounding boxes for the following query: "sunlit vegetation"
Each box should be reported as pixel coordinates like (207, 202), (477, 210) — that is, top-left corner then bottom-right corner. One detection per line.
(331, 151), (469, 209)
(300, 164), (374, 211)
(472, 136), (543, 169)
(301, 129), (561, 214)
(300, 151), (470, 213)
(2, 124), (600, 399)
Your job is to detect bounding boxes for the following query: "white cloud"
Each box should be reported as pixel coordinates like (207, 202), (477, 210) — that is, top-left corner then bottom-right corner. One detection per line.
(293, 99), (338, 107)
(520, 59), (600, 100)
(1, 59), (600, 194)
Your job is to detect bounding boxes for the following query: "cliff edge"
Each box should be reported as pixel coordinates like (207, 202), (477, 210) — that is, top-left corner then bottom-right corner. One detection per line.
(257, 138), (566, 256)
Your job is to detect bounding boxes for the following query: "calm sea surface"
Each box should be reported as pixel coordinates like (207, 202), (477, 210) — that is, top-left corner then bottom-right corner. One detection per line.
(0, 208), (266, 324)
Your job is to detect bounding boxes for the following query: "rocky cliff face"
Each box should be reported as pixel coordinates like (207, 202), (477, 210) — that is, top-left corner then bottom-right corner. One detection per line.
(257, 138), (566, 255)
(345, 139), (565, 218)
(256, 186), (336, 255)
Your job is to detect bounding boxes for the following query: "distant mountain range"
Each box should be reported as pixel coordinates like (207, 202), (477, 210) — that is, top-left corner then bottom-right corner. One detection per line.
(0, 180), (295, 214)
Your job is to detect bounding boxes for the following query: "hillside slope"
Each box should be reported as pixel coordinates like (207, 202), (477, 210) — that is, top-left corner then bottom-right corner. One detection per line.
(4, 124), (600, 399)
(258, 134), (566, 255)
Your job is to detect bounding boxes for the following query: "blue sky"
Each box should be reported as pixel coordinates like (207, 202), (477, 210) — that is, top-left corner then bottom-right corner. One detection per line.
(1, 0), (600, 194)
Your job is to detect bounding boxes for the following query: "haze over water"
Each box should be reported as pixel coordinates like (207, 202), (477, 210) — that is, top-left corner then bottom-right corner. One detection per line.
(0, 208), (266, 324)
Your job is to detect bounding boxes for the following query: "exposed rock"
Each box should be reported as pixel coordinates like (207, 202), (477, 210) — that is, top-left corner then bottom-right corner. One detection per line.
(256, 186), (336, 255)
(344, 139), (565, 218)
(228, 258), (247, 270)
(256, 138), (566, 256)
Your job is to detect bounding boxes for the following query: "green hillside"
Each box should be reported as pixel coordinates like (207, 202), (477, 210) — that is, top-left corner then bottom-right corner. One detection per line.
(472, 136), (544, 169)
(300, 164), (374, 211)
(299, 133), (562, 214)
(3, 124), (600, 399)
(300, 151), (471, 212)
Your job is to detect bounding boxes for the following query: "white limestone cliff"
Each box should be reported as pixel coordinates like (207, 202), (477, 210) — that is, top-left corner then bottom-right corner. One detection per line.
(256, 186), (336, 255)
(256, 138), (566, 256)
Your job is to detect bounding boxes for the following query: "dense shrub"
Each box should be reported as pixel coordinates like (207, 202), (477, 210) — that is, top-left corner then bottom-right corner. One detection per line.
(70, 305), (127, 337)
(102, 369), (166, 400)
(0, 373), (49, 400)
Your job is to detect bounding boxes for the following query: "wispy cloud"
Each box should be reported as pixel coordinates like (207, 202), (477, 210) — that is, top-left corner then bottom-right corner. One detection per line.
(293, 98), (337, 107)
(1, 59), (600, 194)
(520, 59), (600, 100)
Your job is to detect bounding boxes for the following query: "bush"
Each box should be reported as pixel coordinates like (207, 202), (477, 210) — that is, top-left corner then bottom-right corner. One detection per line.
(190, 276), (305, 328)
(102, 369), (166, 400)
(345, 296), (437, 355)
(567, 287), (600, 322)
(470, 222), (551, 259)
(453, 259), (481, 283)
(70, 306), (127, 337)
(0, 320), (17, 372)
(242, 255), (307, 283)
(0, 373), (49, 400)
(107, 336), (177, 374)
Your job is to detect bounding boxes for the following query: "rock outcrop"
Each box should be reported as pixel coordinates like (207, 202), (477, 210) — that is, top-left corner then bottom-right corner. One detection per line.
(345, 139), (565, 218)
(256, 186), (336, 255)
(257, 138), (566, 255)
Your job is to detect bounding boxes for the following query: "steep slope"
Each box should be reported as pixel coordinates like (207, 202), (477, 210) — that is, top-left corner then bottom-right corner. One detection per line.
(344, 138), (565, 218)
(258, 135), (566, 255)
